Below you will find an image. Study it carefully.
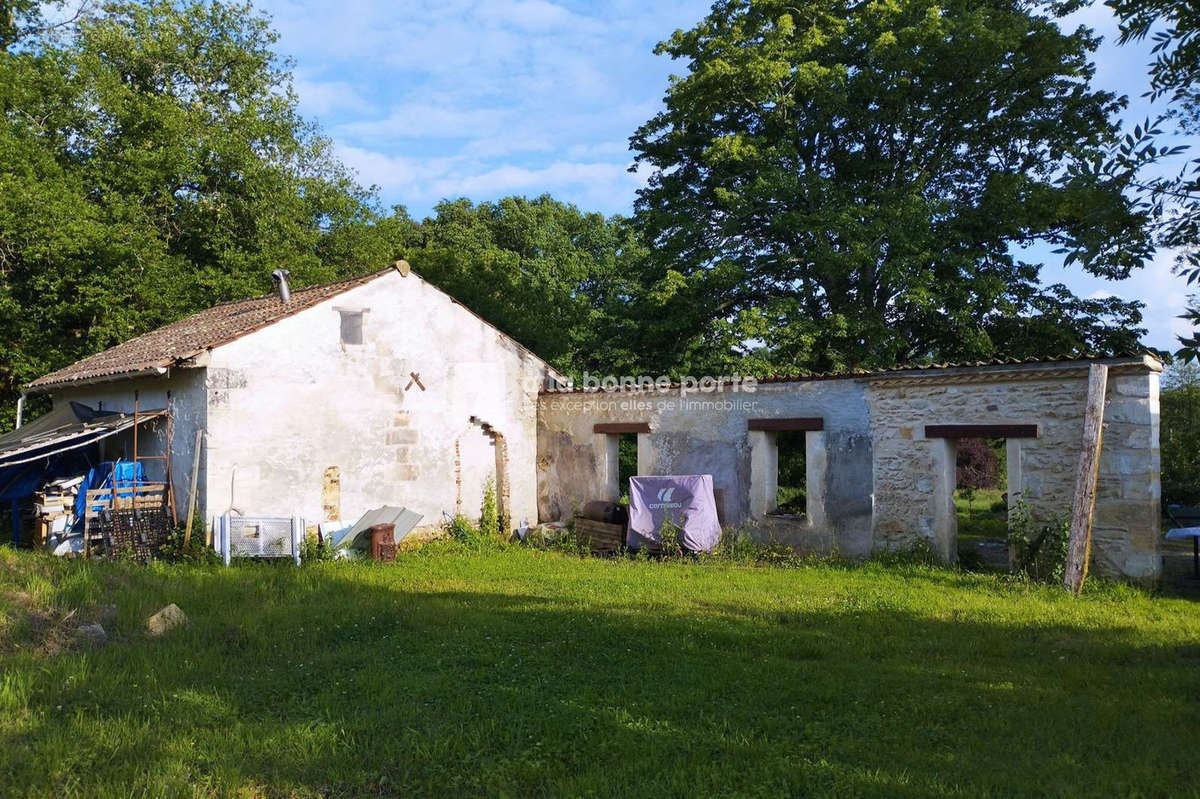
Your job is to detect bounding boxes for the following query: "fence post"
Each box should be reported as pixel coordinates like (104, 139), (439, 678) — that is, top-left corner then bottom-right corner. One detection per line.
(220, 514), (231, 567)
(292, 516), (303, 566)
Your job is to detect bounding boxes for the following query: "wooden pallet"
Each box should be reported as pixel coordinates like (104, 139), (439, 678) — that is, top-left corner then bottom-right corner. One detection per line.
(84, 483), (170, 558)
(573, 517), (625, 554)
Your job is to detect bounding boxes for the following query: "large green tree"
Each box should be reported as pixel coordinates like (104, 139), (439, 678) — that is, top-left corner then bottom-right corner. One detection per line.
(405, 196), (646, 374)
(1108, 0), (1200, 358)
(630, 0), (1153, 374)
(0, 0), (393, 430)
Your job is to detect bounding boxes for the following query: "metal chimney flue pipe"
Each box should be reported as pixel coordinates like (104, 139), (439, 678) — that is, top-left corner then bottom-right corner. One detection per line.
(271, 268), (291, 303)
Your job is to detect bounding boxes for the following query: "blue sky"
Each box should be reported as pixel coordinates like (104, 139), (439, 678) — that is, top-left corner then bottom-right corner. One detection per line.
(254, 0), (1193, 352)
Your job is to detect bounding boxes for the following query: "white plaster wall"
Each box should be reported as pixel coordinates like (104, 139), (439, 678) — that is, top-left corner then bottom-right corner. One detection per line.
(201, 270), (553, 531)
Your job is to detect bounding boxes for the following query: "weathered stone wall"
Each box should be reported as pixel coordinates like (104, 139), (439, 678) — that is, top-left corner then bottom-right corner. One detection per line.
(537, 356), (1162, 580)
(866, 359), (1161, 580)
(537, 378), (875, 555)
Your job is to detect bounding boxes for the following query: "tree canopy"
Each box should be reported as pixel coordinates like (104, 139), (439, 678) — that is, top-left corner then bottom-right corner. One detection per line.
(0, 0), (1176, 435)
(402, 196), (645, 374)
(0, 0), (398, 428)
(1108, 0), (1200, 358)
(629, 0), (1153, 374)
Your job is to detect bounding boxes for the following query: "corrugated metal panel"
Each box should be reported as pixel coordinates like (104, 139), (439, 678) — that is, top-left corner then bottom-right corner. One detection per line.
(0, 405), (165, 468)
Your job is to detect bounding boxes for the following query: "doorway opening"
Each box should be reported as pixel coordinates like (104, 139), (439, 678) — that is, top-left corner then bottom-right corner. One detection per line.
(617, 432), (638, 505)
(772, 429), (808, 517)
(954, 437), (1009, 570)
(595, 422), (649, 504)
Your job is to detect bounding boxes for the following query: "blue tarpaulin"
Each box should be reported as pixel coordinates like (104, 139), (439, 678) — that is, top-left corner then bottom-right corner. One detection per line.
(75, 461), (149, 519)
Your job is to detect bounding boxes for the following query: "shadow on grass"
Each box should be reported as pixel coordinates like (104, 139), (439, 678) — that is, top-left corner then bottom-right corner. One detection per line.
(1, 561), (1197, 797)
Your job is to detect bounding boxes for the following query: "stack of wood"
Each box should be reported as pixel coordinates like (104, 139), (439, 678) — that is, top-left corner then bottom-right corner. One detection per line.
(573, 517), (625, 554)
(573, 500), (628, 555)
(33, 475), (84, 547)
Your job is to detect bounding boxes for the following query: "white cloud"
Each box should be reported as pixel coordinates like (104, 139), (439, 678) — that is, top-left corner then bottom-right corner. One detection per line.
(292, 75), (372, 117)
(432, 160), (637, 198)
(249, 0), (710, 217)
(334, 104), (511, 141)
(264, 0), (1195, 353)
(337, 140), (645, 213)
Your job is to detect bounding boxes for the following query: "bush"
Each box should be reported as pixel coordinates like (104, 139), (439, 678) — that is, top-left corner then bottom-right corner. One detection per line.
(445, 514), (506, 552)
(157, 527), (220, 566)
(658, 518), (683, 558)
(479, 478), (499, 538)
(956, 437), (1003, 490)
(299, 531), (336, 563)
(1008, 499), (1069, 583)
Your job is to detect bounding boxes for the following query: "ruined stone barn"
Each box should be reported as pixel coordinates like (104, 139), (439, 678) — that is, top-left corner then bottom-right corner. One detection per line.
(17, 262), (1163, 581)
(21, 264), (561, 533)
(538, 355), (1163, 582)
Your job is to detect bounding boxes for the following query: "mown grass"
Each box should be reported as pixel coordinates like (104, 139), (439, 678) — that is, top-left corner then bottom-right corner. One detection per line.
(955, 488), (1008, 543)
(1, 544), (1198, 798)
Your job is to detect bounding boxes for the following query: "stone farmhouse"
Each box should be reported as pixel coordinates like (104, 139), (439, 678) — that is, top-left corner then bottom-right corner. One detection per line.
(12, 264), (1163, 580)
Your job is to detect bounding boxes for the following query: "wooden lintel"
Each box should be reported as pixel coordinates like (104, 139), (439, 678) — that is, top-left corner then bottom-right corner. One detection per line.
(747, 417), (824, 432)
(924, 424), (1039, 439)
(594, 422), (651, 434)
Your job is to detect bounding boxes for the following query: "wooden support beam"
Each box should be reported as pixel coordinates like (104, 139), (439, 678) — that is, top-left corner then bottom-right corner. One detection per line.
(183, 429), (203, 548)
(165, 399), (177, 525)
(1064, 363), (1108, 595)
(924, 424), (1039, 439)
(747, 417), (824, 432)
(593, 422), (650, 434)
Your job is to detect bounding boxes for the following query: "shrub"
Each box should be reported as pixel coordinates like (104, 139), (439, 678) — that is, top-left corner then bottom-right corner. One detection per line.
(658, 517), (683, 558)
(157, 527), (220, 566)
(956, 437), (1002, 490)
(448, 514), (480, 543)
(1008, 499), (1069, 582)
(445, 514), (506, 552)
(714, 526), (765, 563)
(479, 478), (499, 537)
(298, 531), (336, 563)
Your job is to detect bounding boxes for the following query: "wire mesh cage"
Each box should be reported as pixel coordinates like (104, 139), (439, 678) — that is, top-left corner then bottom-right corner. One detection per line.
(219, 514), (302, 565)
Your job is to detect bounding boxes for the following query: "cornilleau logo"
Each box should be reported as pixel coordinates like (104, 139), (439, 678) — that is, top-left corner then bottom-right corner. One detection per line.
(648, 486), (684, 510)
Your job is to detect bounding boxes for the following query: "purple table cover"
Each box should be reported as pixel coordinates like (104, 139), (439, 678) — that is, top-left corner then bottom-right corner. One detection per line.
(628, 474), (721, 553)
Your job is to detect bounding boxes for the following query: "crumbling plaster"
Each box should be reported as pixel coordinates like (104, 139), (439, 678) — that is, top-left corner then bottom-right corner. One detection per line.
(199, 270), (555, 531)
(538, 356), (1162, 581)
(537, 378), (874, 555)
(56, 270), (557, 535)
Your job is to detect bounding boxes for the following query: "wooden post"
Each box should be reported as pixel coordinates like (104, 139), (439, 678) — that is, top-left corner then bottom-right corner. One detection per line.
(132, 391), (139, 477)
(1064, 363), (1108, 595)
(183, 429), (203, 547)
(164, 399), (178, 525)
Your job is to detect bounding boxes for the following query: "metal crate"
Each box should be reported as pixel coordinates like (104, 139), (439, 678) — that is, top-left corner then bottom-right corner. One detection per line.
(219, 514), (303, 565)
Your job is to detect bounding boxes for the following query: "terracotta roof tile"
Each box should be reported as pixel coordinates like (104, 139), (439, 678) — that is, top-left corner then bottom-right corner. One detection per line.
(28, 269), (390, 391)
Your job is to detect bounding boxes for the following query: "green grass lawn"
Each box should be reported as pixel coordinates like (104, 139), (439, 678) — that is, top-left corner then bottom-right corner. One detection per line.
(1, 545), (1198, 798)
(955, 488), (1008, 543)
